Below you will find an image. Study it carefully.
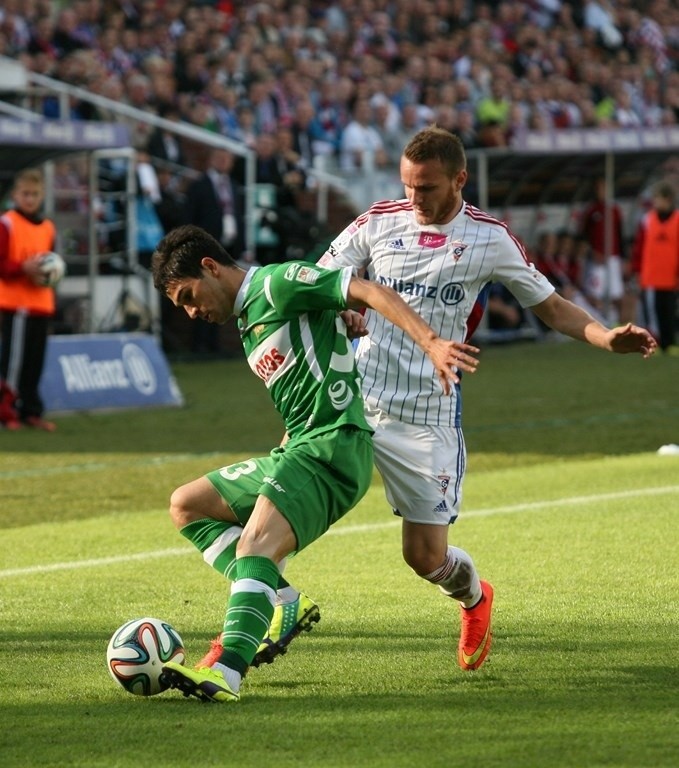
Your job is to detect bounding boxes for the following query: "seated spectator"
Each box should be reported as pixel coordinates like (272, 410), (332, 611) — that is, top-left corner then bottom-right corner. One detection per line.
(27, 16), (57, 61)
(476, 78), (511, 129)
(314, 77), (354, 160)
(289, 99), (336, 170)
(477, 120), (508, 148)
(228, 102), (258, 148)
(455, 109), (479, 149)
(204, 79), (241, 138)
(583, 0), (623, 51)
(51, 7), (90, 59)
(373, 95), (408, 167)
(339, 97), (389, 173)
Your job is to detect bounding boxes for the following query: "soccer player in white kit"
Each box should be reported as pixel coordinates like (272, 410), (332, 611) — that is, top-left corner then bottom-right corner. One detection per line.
(269, 126), (657, 672)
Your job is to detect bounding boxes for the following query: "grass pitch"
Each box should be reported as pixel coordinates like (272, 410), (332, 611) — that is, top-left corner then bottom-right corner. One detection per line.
(1, 341), (677, 767)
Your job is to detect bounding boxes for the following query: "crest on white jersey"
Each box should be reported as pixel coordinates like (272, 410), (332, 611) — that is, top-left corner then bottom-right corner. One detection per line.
(450, 240), (468, 262)
(334, 223), (359, 250)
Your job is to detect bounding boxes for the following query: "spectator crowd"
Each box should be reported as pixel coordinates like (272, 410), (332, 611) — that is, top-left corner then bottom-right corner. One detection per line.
(1, 0), (678, 163)
(1, 0), (677, 351)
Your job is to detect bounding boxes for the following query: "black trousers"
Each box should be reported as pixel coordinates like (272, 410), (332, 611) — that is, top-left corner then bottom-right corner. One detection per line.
(0, 310), (50, 420)
(654, 290), (677, 350)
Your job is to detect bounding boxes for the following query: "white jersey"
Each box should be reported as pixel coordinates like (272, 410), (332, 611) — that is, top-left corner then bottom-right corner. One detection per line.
(318, 199), (554, 426)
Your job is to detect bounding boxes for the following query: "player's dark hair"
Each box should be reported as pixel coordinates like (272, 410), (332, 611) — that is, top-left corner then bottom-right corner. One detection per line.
(151, 224), (237, 292)
(403, 125), (466, 176)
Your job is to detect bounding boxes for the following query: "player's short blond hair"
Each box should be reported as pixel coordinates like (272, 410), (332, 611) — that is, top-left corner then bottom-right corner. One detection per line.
(14, 168), (44, 188)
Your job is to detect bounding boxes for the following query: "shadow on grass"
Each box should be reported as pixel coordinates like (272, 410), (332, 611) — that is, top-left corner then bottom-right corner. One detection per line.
(2, 620), (679, 767)
(1, 675), (677, 768)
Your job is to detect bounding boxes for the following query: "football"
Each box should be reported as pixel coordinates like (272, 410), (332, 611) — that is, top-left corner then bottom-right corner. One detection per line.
(106, 617), (185, 696)
(37, 251), (66, 287)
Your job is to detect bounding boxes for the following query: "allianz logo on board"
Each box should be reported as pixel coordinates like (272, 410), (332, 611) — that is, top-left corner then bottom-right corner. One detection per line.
(58, 343), (157, 395)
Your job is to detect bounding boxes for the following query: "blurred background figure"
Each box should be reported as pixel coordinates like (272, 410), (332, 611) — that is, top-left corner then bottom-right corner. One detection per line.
(184, 148), (245, 353)
(0, 168), (59, 431)
(339, 97), (389, 173)
(631, 181), (679, 354)
(579, 177), (627, 324)
(135, 150), (163, 269)
(184, 148), (245, 260)
(146, 104), (187, 168)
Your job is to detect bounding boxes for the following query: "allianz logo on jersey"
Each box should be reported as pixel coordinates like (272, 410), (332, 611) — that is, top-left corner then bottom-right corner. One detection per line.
(376, 275), (465, 306)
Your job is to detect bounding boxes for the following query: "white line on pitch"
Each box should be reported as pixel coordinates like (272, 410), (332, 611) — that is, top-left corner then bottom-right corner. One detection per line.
(1, 484), (678, 579)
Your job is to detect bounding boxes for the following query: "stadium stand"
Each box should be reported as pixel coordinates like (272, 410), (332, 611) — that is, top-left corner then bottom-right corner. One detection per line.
(0, 0), (677, 349)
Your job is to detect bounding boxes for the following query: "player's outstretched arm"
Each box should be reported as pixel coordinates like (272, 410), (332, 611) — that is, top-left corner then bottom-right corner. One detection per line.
(530, 292), (657, 358)
(346, 277), (479, 394)
(604, 323), (658, 356)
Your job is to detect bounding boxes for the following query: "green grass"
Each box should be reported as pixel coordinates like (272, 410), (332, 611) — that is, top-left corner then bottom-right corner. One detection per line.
(1, 341), (678, 767)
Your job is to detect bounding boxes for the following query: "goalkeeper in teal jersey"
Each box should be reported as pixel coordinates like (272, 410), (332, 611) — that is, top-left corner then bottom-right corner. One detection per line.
(151, 224), (479, 703)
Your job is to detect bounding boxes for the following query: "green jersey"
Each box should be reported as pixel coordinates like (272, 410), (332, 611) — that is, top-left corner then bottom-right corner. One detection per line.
(234, 262), (371, 439)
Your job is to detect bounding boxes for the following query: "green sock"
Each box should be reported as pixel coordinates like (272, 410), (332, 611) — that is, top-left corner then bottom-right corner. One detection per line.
(180, 519), (242, 580)
(219, 555), (280, 674)
(180, 519), (291, 592)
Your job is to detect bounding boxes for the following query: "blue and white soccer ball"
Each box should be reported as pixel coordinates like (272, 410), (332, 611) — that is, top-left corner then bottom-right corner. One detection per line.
(106, 617), (185, 696)
(37, 251), (66, 287)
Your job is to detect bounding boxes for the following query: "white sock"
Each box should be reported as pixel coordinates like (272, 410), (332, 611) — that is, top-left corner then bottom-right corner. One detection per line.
(212, 662), (242, 694)
(424, 546), (482, 608)
(276, 585), (299, 605)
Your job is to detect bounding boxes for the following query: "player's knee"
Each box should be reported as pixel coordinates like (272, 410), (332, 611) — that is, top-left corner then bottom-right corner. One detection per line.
(402, 519), (450, 576)
(403, 545), (445, 578)
(168, 485), (196, 529)
(237, 523), (296, 563)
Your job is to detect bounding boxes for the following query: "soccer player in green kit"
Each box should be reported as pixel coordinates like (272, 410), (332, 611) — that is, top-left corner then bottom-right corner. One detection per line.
(151, 224), (480, 703)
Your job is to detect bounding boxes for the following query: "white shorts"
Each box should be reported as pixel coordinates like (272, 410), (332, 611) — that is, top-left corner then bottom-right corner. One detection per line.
(365, 405), (466, 526)
(584, 255), (624, 301)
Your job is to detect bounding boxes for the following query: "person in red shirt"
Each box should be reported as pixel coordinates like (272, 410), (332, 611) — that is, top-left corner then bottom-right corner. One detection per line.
(632, 181), (679, 353)
(0, 168), (58, 430)
(579, 176), (627, 323)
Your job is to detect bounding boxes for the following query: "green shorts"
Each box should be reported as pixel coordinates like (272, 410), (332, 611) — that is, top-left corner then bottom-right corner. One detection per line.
(206, 426), (373, 552)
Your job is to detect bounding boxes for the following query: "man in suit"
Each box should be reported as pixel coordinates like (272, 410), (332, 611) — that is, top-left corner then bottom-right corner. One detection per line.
(146, 105), (187, 169)
(184, 148), (246, 352)
(185, 148), (246, 258)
